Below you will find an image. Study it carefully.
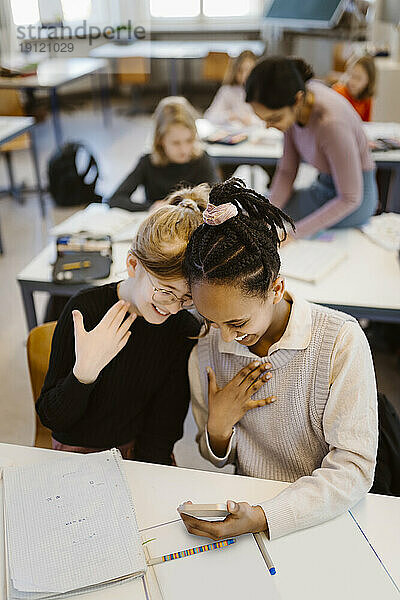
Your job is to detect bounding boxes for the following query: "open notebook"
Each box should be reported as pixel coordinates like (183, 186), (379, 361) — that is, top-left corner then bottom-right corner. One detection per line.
(3, 450), (146, 600)
(279, 239), (347, 283)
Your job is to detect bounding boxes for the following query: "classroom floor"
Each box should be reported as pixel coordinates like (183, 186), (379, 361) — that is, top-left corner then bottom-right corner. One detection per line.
(0, 99), (398, 471)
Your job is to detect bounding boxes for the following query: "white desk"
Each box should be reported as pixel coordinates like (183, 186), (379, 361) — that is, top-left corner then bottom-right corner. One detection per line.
(0, 443), (398, 599)
(17, 240), (130, 330)
(0, 58), (109, 148)
(0, 116), (44, 254)
(351, 493), (400, 591)
(204, 121), (400, 214)
(90, 40), (265, 96)
(282, 229), (400, 323)
(17, 224), (400, 331)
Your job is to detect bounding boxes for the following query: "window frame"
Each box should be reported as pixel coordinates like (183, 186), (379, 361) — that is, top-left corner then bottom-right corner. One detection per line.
(149, 0), (263, 23)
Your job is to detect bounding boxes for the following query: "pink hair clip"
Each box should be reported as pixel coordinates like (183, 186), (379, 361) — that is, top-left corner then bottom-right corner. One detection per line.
(203, 202), (238, 226)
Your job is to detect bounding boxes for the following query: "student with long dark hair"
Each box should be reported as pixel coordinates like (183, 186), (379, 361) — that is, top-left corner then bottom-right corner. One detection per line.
(245, 57), (377, 239)
(180, 179), (377, 540)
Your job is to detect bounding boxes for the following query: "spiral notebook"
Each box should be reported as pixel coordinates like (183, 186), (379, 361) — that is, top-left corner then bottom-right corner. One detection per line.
(2, 449), (146, 600)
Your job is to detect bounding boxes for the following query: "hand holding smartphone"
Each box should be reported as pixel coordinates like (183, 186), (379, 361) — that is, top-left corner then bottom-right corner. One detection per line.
(178, 502), (229, 518)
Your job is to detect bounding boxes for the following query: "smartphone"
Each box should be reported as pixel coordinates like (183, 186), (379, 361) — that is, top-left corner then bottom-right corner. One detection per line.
(178, 503), (229, 518)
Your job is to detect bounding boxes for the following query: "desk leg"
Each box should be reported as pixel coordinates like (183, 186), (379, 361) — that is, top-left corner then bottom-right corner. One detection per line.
(98, 71), (111, 127)
(49, 87), (63, 149)
(29, 129), (46, 218)
(169, 59), (178, 96)
(4, 151), (23, 203)
(18, 282), (38, 331)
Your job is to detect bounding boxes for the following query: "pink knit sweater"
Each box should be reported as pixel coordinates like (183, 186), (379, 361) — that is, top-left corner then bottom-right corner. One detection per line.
(270, 81), (375, 238)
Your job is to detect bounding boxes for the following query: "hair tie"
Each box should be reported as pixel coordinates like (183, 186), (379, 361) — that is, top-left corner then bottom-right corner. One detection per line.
(203, 202), (238, 226)
(178, 198), (199, 211)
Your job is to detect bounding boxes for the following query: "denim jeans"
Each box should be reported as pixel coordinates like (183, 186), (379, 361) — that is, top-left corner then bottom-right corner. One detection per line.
(284, 169), (378, 229)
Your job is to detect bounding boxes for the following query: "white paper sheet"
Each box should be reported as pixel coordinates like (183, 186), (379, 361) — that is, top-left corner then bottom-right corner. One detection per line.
(142, 521), (281, 600)
(3, 450), (146, 598)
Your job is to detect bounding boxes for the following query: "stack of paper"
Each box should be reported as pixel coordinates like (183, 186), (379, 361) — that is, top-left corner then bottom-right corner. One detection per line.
(361, 213), (400, 252)
(3, 449), (146, 599)
(50, 204), (148, 243)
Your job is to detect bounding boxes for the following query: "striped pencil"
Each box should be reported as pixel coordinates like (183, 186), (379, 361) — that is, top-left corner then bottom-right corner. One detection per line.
(147, 538), (236, 566)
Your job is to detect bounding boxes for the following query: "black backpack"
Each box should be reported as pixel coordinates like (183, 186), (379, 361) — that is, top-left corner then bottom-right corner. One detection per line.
(48, 142), (102, 206)
(371, 393), (400, 497)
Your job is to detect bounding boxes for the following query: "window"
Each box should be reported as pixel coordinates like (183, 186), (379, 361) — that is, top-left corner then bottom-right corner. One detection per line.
(60, 0), (92, 22)
(10, 0), (95, 26)
(150, 0), (260, 19)
(150, 0), (200, 18)
(203, 0), (250, 17)
(10, 0), (40, 25)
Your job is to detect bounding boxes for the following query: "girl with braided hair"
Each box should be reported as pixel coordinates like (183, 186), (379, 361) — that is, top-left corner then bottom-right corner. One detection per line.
(179, 178), (377, 541)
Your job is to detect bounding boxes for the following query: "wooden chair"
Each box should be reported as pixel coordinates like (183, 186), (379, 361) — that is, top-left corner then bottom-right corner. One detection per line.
(117, 57), (150, 113)
(202, 52), (231, 83)
(0, 89), (31, 202)
(0, 89), (30, 152)
(26, 321), (56, 448)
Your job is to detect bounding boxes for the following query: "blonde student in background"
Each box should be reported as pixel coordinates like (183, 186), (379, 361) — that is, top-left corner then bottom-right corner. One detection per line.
(108, 97), (219, 212)
(37, 185), (210, 465)
(333, 54), (376, 122)
(204, 50), (265, 182)
(204, 50), (261, 128)
(180, 178), (377, 541)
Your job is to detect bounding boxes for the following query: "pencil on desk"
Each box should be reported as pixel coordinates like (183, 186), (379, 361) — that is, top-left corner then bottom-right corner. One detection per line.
(254, 532), (276, 575)
(147, 538), (236, 566)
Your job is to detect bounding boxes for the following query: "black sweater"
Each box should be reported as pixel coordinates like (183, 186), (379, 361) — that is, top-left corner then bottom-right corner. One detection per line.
(108, 152), (219, 211)
(36, 283), (200, 465)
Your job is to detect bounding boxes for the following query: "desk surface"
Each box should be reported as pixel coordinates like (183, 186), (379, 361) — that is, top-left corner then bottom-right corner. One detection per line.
(0, 116), (34, 145)
(17, 227), (400, 318)
(90, 40), (265, 60)
(204, 121), (400, 165)
(0, 443), (398, 600)
(283, 228), (400, 315)
(0, 58), (107, 89)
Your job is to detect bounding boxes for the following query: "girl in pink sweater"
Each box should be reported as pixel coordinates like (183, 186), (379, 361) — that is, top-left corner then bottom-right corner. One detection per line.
(245, 57), (377, 239)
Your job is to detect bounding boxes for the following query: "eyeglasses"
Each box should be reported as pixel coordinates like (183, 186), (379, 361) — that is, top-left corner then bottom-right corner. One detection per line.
(144, 269), (194, 309)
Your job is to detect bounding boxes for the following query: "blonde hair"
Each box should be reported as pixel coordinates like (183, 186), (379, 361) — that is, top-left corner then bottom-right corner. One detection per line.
(132, 183), (209, 279)
(151, 96), (203, 166)
(223, 50), (257, 86)
(347, 54), (376, 100)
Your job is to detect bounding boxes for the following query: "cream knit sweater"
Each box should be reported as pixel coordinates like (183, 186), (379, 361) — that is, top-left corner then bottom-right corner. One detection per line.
(189, 293), (378, 540)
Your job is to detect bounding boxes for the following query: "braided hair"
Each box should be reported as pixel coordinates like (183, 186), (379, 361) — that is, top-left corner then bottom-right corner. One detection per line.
(183, 178), (295, 298)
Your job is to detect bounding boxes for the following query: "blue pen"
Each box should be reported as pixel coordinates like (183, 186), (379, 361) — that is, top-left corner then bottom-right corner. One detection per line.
(254, 532), (276, 575)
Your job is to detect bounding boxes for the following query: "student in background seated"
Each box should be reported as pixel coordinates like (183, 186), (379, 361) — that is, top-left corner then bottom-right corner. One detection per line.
(205, 50), (264, 181)
(333, 55), (375, 122)
(37, 185), (209, 465)
(245, 57), (378, 239)
(180, 179), (377, 541)
(108, 97), (219, 212)
(204, 50), (260, 128)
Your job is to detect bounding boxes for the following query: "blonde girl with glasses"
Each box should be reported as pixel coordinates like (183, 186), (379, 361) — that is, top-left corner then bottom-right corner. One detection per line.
(36, 184), (209, 464)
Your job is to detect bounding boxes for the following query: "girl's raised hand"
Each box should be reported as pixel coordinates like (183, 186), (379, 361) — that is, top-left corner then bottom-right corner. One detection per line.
(72, 300), (136, 384)
(207, 361), (275, 442)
